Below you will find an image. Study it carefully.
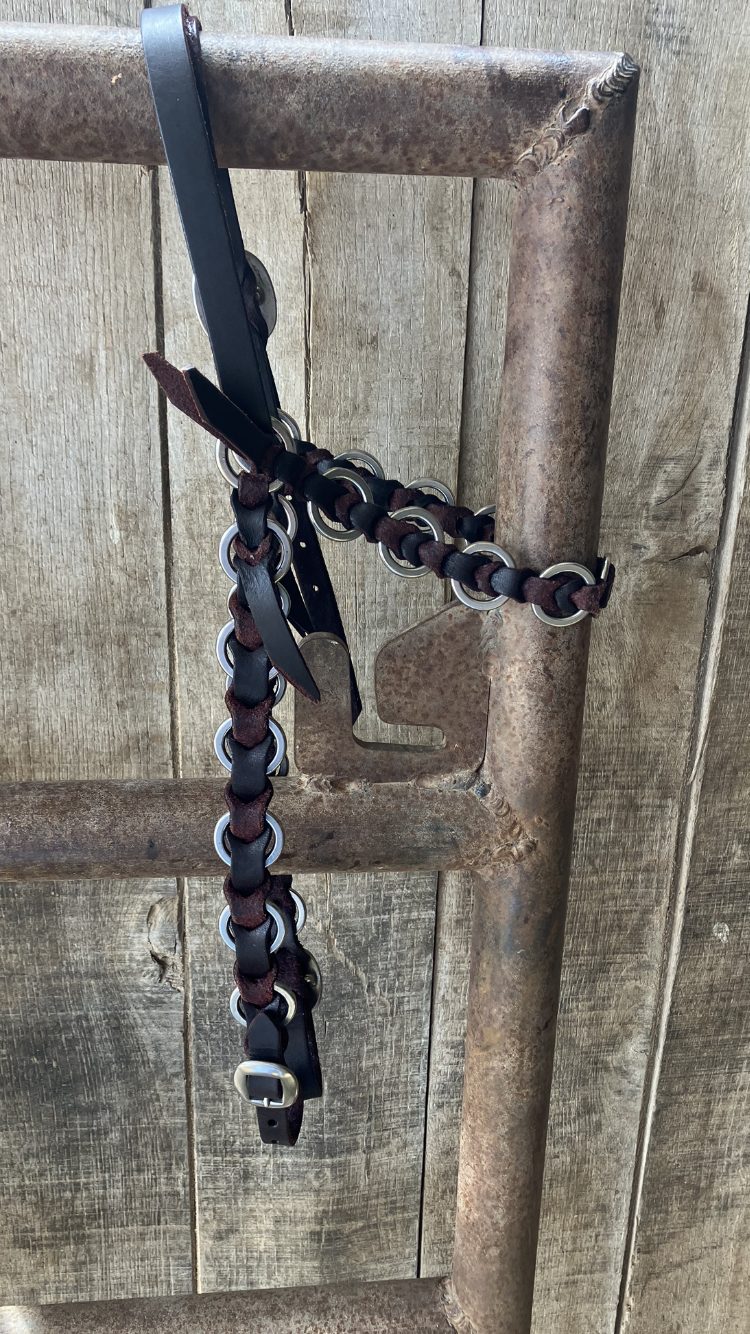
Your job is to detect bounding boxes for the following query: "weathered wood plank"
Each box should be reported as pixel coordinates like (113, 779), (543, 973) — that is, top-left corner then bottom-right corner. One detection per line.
(625, 353), (750, 1334)
(0, 878), (190, 1305)
(419, 872), (473, 1278)
(450, 2), (750, 1330)
(0, 0), (191, 1304)
(158, 0), (480, 1290)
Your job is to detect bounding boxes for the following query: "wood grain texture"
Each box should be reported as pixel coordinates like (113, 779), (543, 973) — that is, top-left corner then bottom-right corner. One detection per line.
(453, 2), (750, 1330)
(0, 0), (191, 1305)
(419, 872), (473, 1279)
(625, 370), (750, 1334)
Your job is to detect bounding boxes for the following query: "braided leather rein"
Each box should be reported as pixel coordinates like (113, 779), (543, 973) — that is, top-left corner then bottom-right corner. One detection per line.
(141, 3), (614, 1147)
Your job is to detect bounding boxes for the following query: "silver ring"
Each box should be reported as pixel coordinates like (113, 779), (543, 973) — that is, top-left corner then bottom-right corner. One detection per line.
(531, 561), (596, 627)
(213, 812), (284, 869)
(216, 621), (235, 676)
(274, 494), (298, 543)
(308, 467), (373, 542)
(268, 417), (298, 494)
(290, 889), (306, 933)
(378, 506), (445, 578)
(218, 519), (292, 583)
(331, 450), (385, 479)
(216, 439), (252, 487)
(406, 477), (455, 507)
(450, 541), (516, 610)
(214, 717), (287, 775)
(270, 668), (287, 704)
(278, 583), (291, 618)
(219, 901), (286, 954)
(230, 982), (296, 1027)
(276, 409), (301, 442)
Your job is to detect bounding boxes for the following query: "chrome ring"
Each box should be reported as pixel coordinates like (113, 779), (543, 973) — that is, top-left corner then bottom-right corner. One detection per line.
(268, 417), (298, 495)
(378, 506), (445, 578)
(213, 717), (286, 775)
(276, 409), (301, 442)
(230, 987), (246, 1026)
(219, 525), (238, 579)
(216, 621), (235, 676)
(475, 504), (495, 519)
(219, 901), (286, 954)
(230, 982), (297, 1027)
(216, 439), (252, 487)
(406, 477), (455, 507)
(278, 584), (291, 618)
(308, 467), (373, 542)
(331, 450), (385, 479)
(531, 561), (596, 627)
(274, 494), (298, 543)
(270, 668), (287, 704)
(450, 541), (516, 610)
(290, 889), (306, 933)
(218, 519), (291, 583)
(213, 812), (284, 869)
(274, 983), (297, 1025)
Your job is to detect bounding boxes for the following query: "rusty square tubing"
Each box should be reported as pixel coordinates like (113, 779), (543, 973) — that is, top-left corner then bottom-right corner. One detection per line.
(0, 22), (633, 181)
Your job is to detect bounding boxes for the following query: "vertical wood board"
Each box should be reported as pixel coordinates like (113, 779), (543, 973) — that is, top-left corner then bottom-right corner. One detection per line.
(0, 0), (192, 1302)
(626, 378), (750, 1334)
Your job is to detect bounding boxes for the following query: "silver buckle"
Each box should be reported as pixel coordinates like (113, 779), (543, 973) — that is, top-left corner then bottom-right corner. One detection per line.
(233, 1060), (299, 1109)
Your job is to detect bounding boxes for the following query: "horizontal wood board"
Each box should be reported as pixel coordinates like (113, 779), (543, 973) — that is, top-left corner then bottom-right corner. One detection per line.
(0, 0), (191, 1306)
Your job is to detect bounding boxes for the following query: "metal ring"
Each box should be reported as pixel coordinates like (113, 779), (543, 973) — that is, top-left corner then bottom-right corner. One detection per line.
(274, 494), (298, 543)
(233, 1059), (299, 1109)
(450, 541), (516, 610)
(290, 889), (306, 933)
(214, 717), (286, 775)
(218, 519), (291, 583)
(270, 667), (287, 704)
(278, 584), (291, 618)
(276, 409), (301, 442)
(230, 982), (296, 1027)
(405, 477), (455, 507)
(216, 621), (235, 676)
(213, 812), (284, 870)
(531, 561), (596, 627)
(308, 467), (373, 542)
(216, 439), (252, 487)
(218, 901), (286, 954)
(378, 506), (445, 578)
(331, 450), (385, 479)
(475, 505), (495, 519)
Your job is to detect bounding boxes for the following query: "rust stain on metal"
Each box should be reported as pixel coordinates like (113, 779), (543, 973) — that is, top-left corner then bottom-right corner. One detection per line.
(0, 775), (529, 881)
(0, 1277), (453, 1334)
(294, 602), (489, 782)
(0, 23), (624, 178)
(451, 70), (639, 1334)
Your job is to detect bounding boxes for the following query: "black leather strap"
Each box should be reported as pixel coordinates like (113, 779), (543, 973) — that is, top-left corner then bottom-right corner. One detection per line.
(141, 5), (275, 428)
(235, 551), (320, 701)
